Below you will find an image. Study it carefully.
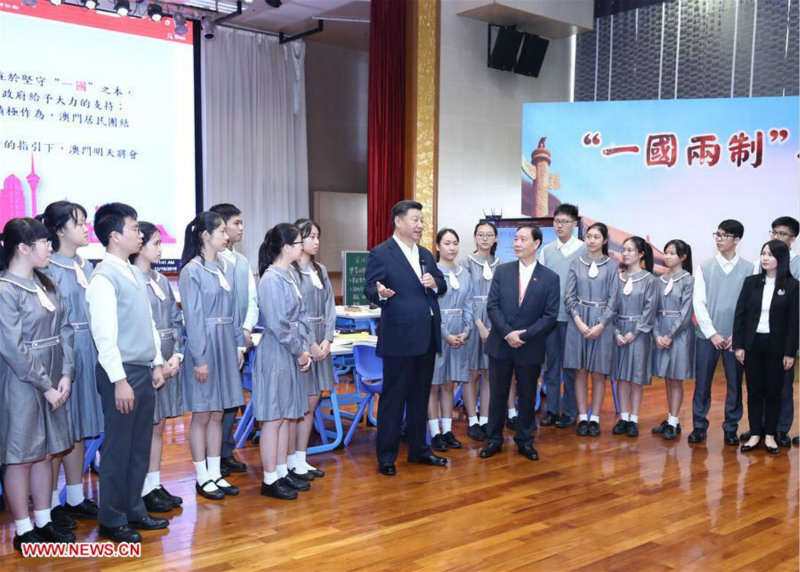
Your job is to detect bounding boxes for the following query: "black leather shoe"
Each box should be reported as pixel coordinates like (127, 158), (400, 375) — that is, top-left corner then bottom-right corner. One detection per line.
(214, 478), (240, 496)
(587, 421), (601, 436)
(143, 489), (175, 512)
(794, 436), (799, 446)
(555, 414), (577, 429)
(612, 419), (628, 435)
(652, 420), (669, 434)
(739, 431), (752, 442)
(378, 462), (396, 476)
(306, 467), (326, 478)
(99, 524), (142, 543)
(65, 498), (99, 519)
(576, 420), (589, 436)
(540, 412), (558, 426)
(479, 442), (502, 458)
(467, 424), (486, 442)
(663, 424), (677, 440)
(411, 453), (447, 466)
(220, 465), (232, 478)
(155, 485), (183, 507)
(128, 515), (168, 530)
(740, 440), (760, 452)
(765, 442), (779, 454)
(626, 421), (639, 437)
(13, 530), (45, 552)
(517, 444), (539, 461)
(505, 416), (519, 431)
(480, 423), (488, 436)
(290, 469), (315, 482)
(51, 505), (77, 530)
(35, 522), (76, 543)
(221, 454), (247, 473)
(261, 480), (297, 499)
(196, 480), (225, 500)
(687, 428), (707, 443)
(724, 431), (740, 446)
(442, 431), (462, 449)
(431, 434), (449, 452)
(282, 473), (311, 491)
(776, 432), (791, 448)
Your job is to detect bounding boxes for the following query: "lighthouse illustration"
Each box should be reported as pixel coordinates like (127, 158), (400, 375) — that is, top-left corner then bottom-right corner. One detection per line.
(521, 137), (561, 217)
(27, 155), (40, 219)
(0, 155), (42, 230)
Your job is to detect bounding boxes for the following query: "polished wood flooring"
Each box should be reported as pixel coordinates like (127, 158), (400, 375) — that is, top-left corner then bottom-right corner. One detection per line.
(1, 368), (798, 571)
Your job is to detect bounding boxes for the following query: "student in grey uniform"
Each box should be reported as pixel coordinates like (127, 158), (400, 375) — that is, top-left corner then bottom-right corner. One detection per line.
(463, 221), (500, 441)
(85, 203), (168, 543)
(210, 203), (259, 476)
(289, 219), (335, 480)
(130, 222), (185, 512)
(38, 201), (101, 527)
(178, 211), (245, 501)
(651, 239), (695, 441)
(538, 204), (588, 430)
(611, 236), (658, 438)
(564, 222), (618, 437)
(254, 223), (312, 500)
(688, 219), (754, 446)
(428, 229), (472, 451)
(0, 218), (76, 550)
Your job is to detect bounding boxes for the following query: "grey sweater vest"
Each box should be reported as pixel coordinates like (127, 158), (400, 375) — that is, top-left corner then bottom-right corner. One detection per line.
(698, 257), (753, 339)
(540, 240), (588, 321)
(232, 251), (250, 323)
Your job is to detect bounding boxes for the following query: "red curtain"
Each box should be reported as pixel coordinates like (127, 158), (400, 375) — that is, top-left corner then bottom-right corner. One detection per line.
(367, 0), (406, 249)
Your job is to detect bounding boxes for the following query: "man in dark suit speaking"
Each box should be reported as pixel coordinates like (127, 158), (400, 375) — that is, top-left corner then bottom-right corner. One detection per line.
(364, 200), (448, 476)
(479, 224), (559, 461)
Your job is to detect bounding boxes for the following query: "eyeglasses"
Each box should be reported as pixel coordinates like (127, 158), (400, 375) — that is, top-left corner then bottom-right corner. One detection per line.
(291, 241), (304, 245)
(770, 230), (795, 239)
(553, 218), (576, 226)
(475, 233), (496, 239)
(712, 232), (735, 241)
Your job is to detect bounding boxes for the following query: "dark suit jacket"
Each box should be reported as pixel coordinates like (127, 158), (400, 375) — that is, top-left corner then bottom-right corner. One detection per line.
(364, 238), (447, 357)
(485, 260), (560, 365)
(733, 274), (799, 357)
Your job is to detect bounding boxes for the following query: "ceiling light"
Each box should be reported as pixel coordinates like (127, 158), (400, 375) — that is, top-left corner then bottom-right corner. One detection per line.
(81, 0), (98, 10)
(114, 0), (130, 16)
(201, 15), (215, 39)
(147, 3), (163, 21)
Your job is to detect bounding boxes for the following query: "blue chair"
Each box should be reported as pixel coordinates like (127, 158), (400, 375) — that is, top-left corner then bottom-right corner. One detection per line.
(234, 348), (257, 449)
(343, 344), (383, 446)
(59, 434), (104, 504)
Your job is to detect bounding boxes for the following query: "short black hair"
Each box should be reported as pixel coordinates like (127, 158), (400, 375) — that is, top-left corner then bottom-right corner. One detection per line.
(718, 219), (744, 239)
(94, 203), (138, 247)
(209, 203), (242, 223)
(391, 200), (423, 229)
(772, 216), (799, 237)
(553, 203), (579, 220)
(517, 224), (543, 244)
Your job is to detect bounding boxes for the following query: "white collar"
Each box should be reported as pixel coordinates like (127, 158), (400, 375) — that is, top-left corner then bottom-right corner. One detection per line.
(715, 252), (740, 269)
(439, 264), (463, 276)
(579, 255), (610, 267)
(660, 270), (689, 283)
(392, 235), (418, 255)
(219, 248), (237, 263)
(556, 235), (579, 251)
(467, 254), (498, 267)
(519, 259), (537, 274)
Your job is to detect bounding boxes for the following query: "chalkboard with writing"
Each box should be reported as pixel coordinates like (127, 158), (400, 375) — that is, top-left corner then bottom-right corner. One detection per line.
(342, 251), (369, 305)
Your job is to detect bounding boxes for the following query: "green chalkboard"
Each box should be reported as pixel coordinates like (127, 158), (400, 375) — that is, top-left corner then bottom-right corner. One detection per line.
(342, 251), (369, 305)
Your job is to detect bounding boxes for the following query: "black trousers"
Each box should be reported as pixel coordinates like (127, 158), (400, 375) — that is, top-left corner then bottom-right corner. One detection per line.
(487, 356), (542, 447)
(95, 363), (155, 528)
(376, 320), (436, 464)
(744, 334), (785, 436)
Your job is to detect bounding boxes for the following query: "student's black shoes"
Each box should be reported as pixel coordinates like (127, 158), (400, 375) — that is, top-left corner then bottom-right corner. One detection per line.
(442, 431), (462, 449)
(128, 515), (168, 530)
(13, 530), (45, 552)
(576, 420), (589, 436)
(431, 434), (449, 452)
(723, 431), (740, 446)
(776, 432), (792, 448)
(65, 498), (99, 519)
(282, 472), (311, 491)
(587, 421), (601, 436)
(214, 478), (240, 496)
(34, 522), (76, 543)
(612, 419), (628, 435)
(539, 412), (558, 426)
(50, 505), (77, 530)
(143, 489), (175, 513)
(196, 480), (225, 501)
(99, 524), (142, 543)
(626, 422), (639, 437)
(221, 454), (247, 473)
(467, 424), (486, 441)
(687, 428), (707, 443)
(261, 480), (297, 499)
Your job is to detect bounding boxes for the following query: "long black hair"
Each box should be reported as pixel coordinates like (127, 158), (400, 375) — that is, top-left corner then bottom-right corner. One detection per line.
(293, 218), (326, 286)
(180, 211), (224, 269)
(473, 221), (498, 255)
(435, 228), (460, 262)
(624, 236), (654, 273)
(664, 239), (693, 274)
(585, 222), (609, 256)
(258, 223), (300, 277)
(129, 221), (160, 264)
(36, 200), (88, 253)
(0, 217), (56, 291)
(760, 239), (792, 291)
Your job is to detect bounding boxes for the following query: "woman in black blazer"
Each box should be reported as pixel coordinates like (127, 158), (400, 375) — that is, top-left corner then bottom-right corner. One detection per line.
(733, 240), (799, 454)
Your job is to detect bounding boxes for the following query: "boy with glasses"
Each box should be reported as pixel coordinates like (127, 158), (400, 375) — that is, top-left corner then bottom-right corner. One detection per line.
(689, 219), (754, 446)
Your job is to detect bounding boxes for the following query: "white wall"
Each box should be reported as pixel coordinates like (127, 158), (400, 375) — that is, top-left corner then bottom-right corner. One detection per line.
(437, 1), (573, 252)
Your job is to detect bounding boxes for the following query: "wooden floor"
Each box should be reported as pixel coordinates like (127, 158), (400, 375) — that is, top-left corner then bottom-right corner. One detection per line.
(1, 368), (798, 571)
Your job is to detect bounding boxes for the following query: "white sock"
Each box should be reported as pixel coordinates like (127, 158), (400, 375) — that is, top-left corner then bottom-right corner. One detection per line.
(51, 490), (60, 509)
(468, 416), (479, 426)
(508, 408), (518, 418)
(15, 518), (33, 536)
(142, 478), (154, 497)
(66, 484), (84, 506)
(194, 460), (212, 487)
(206, 456), (222, 480)
(441, 418), (453, 433)
(630, 415), (639, 424)
(621, 412), (630, 421)
(668, 415), (679, 427)
(277, 464), (288, 478)
(478, 416), (488, 425)
(34, 509), (52, 528)
(287, 453), (298, 471)
(578, 414), (588, 422)
(264, 471), (278, 485)
(428, 419), (440, 436)
(297, 450), (317, 471)
(590, 415), (600, 423)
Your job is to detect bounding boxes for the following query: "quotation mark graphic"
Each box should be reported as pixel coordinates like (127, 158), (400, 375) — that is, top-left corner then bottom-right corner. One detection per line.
(768, 128), (790, 143)
(582, 132), (602, 146)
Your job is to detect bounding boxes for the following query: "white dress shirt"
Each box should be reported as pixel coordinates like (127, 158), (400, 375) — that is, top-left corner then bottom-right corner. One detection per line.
(756, 276), (775, 334)
(505, 259), (537, 340)
(537, 235), (584, 264)
(393, 235), (422, 277)
(693, 252), (755, 339)
(219, 248), (259, 332)
(86, 253), (163, 383)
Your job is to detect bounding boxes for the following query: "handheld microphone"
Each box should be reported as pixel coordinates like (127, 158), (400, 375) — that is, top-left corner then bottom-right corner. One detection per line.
(419, 256), (428, 289)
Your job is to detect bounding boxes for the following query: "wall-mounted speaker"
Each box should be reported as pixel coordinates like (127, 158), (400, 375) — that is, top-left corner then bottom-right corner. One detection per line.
(488, 26), (523, 72)
(514, 33), (549, 77)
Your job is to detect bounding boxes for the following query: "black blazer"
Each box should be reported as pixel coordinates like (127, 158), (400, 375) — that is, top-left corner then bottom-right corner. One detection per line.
(733, 274), (799, 357)
(364, 238), (447, 357)
(485, 261), (560, 365)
